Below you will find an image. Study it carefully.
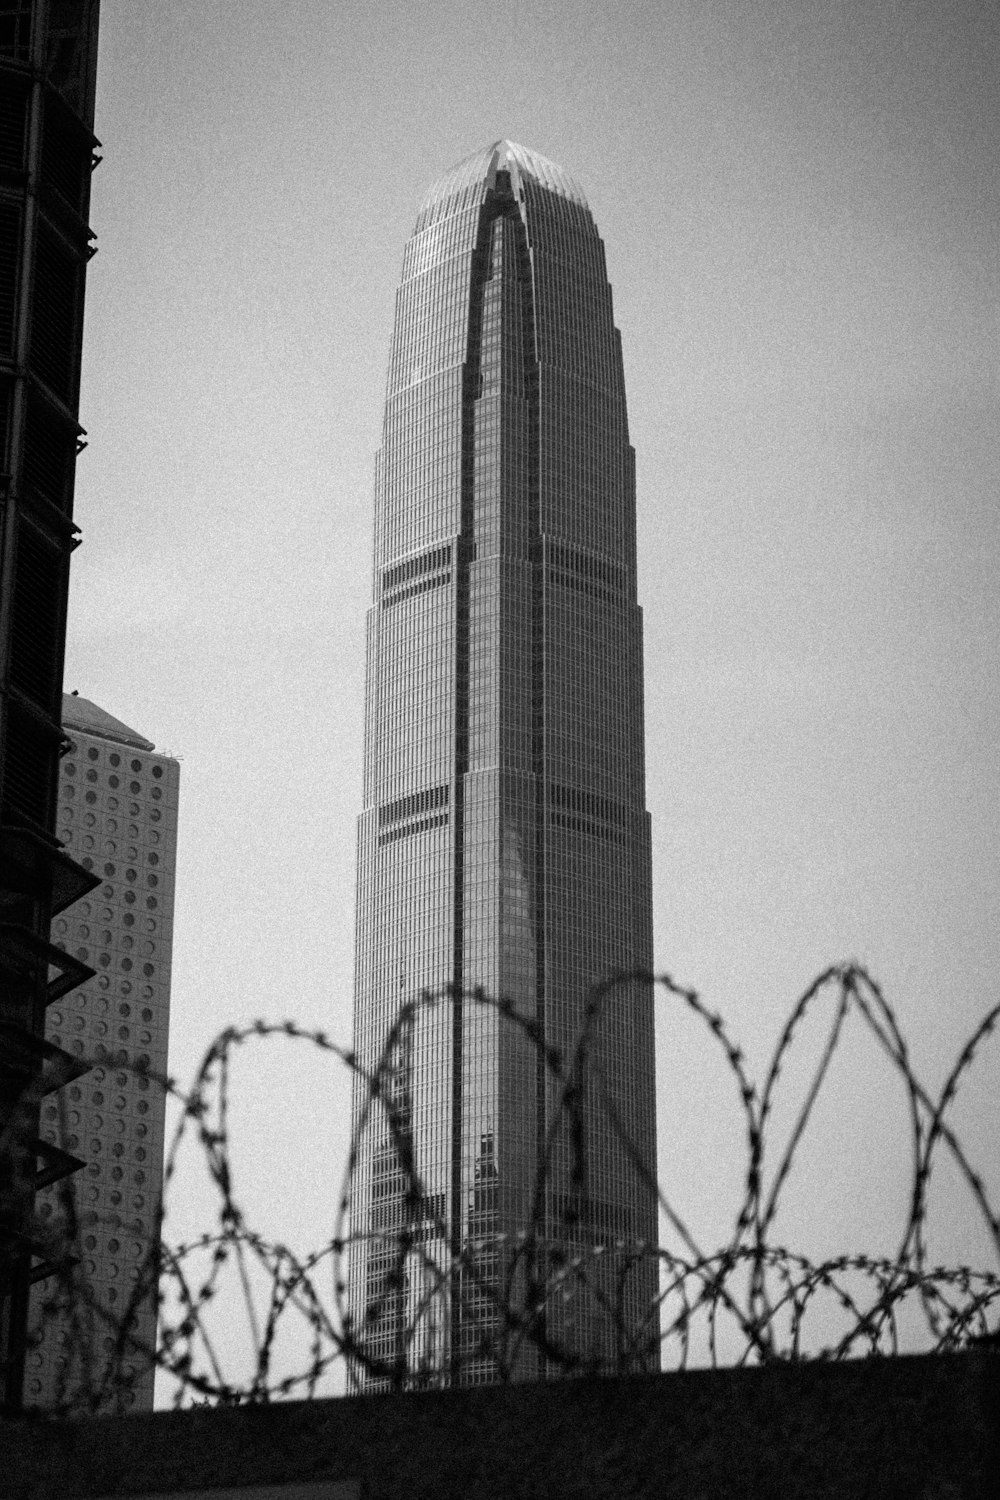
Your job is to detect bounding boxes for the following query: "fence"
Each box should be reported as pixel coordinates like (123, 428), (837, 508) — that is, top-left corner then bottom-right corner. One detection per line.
(20, 963), (1000, 1411)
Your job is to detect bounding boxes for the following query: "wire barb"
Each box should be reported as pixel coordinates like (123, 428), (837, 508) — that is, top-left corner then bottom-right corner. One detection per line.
(17, 964), (999, 1410)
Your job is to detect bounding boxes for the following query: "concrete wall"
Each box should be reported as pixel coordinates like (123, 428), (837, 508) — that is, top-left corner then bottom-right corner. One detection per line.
(3, 1351), (997, 1499)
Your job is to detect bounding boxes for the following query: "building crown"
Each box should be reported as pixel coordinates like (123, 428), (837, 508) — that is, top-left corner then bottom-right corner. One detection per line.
(418, 139), (588, 227)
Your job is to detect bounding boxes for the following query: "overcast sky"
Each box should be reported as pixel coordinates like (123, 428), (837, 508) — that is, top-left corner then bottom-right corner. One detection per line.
(65, 0), (998, 1394)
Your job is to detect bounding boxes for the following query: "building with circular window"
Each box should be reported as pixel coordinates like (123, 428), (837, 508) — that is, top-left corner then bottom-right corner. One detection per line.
(28, 695), (180, 1412)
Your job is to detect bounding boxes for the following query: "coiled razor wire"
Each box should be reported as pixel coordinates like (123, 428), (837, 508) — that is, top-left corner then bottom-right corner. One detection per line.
(20, 964), (1000, 1410)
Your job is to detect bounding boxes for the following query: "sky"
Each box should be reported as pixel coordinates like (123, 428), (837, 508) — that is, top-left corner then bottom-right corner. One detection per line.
(64, 0), (998, 1392)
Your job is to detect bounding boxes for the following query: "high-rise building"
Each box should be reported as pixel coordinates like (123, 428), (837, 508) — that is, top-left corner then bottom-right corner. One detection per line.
(0, 0), (102, 1407)
(350, 141), (658, 1385)
(27, 694), (179, 1410)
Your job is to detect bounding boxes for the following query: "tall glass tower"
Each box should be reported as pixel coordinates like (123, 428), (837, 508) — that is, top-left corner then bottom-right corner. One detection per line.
(351, 141), (657, 1385)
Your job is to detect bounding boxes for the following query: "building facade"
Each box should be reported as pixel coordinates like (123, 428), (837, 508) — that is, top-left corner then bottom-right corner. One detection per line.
(27, 694), (178, 1410)
(0, 0), (103, 1407)
(350, 142), (658, 1385)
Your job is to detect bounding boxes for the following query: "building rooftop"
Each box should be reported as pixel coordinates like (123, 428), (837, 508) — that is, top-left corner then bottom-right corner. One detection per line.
(61, 693), (155, 752)
(420, 140), (588, 218)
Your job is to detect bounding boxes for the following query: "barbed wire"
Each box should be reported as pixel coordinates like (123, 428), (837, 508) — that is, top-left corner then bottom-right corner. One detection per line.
(19, 963), (1000, 1411)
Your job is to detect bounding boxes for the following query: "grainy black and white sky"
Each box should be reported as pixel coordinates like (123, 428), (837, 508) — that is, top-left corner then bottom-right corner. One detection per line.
(65, 0), (998, 1389)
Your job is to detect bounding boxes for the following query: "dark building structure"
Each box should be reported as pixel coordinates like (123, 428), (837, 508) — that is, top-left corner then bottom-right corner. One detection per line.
(0, 0), (102, 1408)
(350, 142), (658, 1384)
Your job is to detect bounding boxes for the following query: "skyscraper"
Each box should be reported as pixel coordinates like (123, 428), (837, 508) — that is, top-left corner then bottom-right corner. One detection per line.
(28, 694), (179, 1411)
(351, 141), (657, 1384)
